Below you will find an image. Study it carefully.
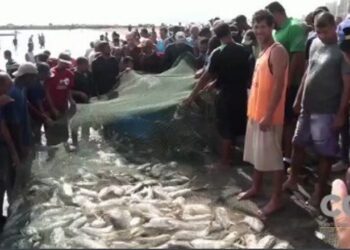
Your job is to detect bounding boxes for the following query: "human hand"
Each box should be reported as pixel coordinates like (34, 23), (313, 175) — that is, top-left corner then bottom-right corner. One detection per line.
(333, 114), (345, 131)
(259, 114), (273, 132)
(331, 179), (350, 248)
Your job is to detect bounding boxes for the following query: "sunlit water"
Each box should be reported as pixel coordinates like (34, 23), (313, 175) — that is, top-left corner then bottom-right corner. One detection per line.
(0, 28), (129, 68)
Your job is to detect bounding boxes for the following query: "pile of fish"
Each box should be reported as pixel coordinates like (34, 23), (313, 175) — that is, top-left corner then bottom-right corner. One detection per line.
(0, 135), (293, 249)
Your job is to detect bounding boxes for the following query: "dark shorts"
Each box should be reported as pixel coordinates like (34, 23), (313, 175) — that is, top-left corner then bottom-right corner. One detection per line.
(215, 92), (247, 141)
(285, 85), (299, 122)
(292, 113), (340, 158)
(45, 116), (69, 146)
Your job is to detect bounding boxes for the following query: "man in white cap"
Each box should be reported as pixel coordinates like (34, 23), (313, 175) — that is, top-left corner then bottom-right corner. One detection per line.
(163, 31), (194, 70)
(44, 52), (76, 159)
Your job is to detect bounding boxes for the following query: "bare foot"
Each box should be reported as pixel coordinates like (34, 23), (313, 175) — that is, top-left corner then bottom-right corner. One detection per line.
(307, 190), (322, 208)
(283, 177), (298, 192)
(237, 187), (260, 200)
(258, 199), (284, 220)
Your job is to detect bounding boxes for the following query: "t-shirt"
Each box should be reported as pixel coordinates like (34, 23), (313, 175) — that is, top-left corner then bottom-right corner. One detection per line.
(44, 67), (75, 112)
(208, 43), (250, 103)
(163, 43), (194, 70)
(91, 56), (119, 96)
(25, 51), (36, 63)
(2, 85), (31, 146)
(6, 59), (19, 78)
(305, 31), (317, 61)
(156, 39), (166, 53)
(274, 18), (307, 86)
(27, 81), (45, 107)
(73, 71), (95, 102)
(302, 38), (350, 114)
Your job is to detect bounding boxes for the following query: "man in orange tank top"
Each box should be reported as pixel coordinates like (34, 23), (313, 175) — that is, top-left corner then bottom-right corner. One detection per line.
(238, 10), (289, 219)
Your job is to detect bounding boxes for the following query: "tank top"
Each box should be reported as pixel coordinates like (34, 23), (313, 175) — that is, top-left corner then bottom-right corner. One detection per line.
(247, 43), (288, 125)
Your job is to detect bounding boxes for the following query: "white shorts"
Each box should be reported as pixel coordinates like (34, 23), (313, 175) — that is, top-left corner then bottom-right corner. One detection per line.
(244, 120), (284, 172)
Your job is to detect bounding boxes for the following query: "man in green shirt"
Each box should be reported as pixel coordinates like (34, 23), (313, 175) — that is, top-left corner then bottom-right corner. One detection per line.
(266, 1), (307, 167)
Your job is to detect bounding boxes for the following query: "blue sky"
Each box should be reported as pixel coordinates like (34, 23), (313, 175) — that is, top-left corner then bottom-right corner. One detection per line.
(0, 0), (326, 25)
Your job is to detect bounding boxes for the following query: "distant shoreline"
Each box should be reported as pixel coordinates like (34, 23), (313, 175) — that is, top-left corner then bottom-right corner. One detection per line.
(0, 24), (159, 30)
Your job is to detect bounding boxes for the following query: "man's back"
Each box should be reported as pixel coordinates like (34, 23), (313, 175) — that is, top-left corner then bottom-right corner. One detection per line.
(92, 56), (119, 95)
(163, 43), (194, 70)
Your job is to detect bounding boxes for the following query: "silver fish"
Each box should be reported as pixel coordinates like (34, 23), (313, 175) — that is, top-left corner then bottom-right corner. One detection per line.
(98, 186), (125, 200)
(90, 217), (108, 228)
(136, 163), (152, 172)
(242, 216), (265, 233)
(69, 215), (88, 229)
(143, 217), (178, 231)
(190, 239), (228, 249)
(80, 225), (114, 238)
(77, 188), (99, 198)
(125, 183), (144, 195)
(172, 227), (210, 241)
(49, 227), (66, 247)
(243, 233), (258, 248)
(103, 209), (132, 230)
(136, 234), (171, 246)
(169, 188), (192, 198)
(273, 241), (292, 249)
(256, 235), (276, 249)
(215, 207), (234, 230)
(111, 241), (140, 249)
(182, 204), (211, 216)
(182, 214), (213, 222)
(70, 237), (108, 249)
(97, 197), (128, 210)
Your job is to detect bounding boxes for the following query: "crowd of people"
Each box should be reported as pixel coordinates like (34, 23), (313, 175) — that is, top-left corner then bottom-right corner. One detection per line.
(1, 0), (350, 247)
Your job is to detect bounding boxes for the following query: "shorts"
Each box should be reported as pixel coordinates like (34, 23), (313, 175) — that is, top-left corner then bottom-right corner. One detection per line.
(244, 120), (284, 172)
(215, 92), (247, 140)
(285, 85), (299, 122)
(45, 116), (69, 146)
(292, 113), (339, 158)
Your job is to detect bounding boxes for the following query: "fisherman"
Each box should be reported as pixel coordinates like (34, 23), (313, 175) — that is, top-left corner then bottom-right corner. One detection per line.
(266, 1), (307, 169)
(238, 10), (289, 219)
(44, 53), (76, 160)
(122, 32), (142, 70)
(283, 12), (350, 207)
(156, 26), (168, 54)
(139, 39), (162, 74)
(184, 21), (250, 172)
(92, 42), (119, 96)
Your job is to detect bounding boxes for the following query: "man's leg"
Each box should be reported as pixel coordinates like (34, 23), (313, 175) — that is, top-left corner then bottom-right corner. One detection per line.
(71, 126), (79, 147)
(332, 116), (349, 172)
(311, 156), (332, 206)
(283, 144), (306, 190)
(283, 121), (296, 163)
(219, 138), (233, 170)
(260, 170), (285, 217)
(238, 169), (263, 200)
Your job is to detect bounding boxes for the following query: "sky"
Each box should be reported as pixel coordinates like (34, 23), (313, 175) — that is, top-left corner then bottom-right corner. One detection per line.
(0, 0), (328, 25)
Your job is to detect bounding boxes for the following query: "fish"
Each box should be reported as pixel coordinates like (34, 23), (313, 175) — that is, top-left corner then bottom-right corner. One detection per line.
(242, 216), (265, 233)
(77, 188), (99, 198)
(98, 186), (125, 200)
(273, 241), (292, 249)
(169, 188), (192, 198)
(215, 207), (234, 230)
(172, 227), (210, 241)
(182, 204), (211, 216)
(90, 217), (107, 228)
(173, 220), (211, 231)
(72, 195), (98, 214)
(256, 235), (276, 249)
(58, 183), (74, 199)
(111, 241), (140, 249)
(243, 233), (258, 248)
(69, 215), (88, 229)
(80, 225), (114, 238)
(182, 213), (213, 222)
(145, 186), (154, 200)
(142, 180), (160, 186)
(103, 209), (132, 230)
(97, 197), (128, 210)
(49, 227), (66, 247)
(150, 164), (166, 178)
(153, 187), (171, 200)
(166, 240), (193, 249)
(69, 237), (108, 249)
(125, 183), (144, 195)
(143, 217), (178, 231)
(136, 163), (152, 172)
(163, 177), (190, 186)
(162, 182), (190, 193)
(130, 217), (144, 227)
(136, 234), (171, 246)
(190, 239), (228, 249)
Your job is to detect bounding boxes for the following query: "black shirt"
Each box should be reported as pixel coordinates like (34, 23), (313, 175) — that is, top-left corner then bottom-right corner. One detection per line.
(92, 56), (119, 95)
(208, 43), (250, 101)
(122, 46), (142, 70)
(163, 43), (194, 70)
(73, 71), (95, 102)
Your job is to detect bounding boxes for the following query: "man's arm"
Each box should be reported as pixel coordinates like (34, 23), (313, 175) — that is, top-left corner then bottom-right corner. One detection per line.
(260, 45), (288, 130)
(288, 52), (305, 88)
(0, 120), (20, 168)
(334, 73), (350, 130)
(185, 70), (214, 104)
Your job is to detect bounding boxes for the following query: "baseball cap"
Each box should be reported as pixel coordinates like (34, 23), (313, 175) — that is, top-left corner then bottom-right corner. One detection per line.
(58, 52), (72, 65)
(37, 62), (54, 78)
(175, 31), (187, 43)
(338, 18), (350, 52)
(13, 63), (38, 78)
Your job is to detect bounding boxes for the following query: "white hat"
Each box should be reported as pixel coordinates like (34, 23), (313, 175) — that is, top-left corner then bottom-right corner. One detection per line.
(175, 31), (187, 43)
(13, 63), (38, 78)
